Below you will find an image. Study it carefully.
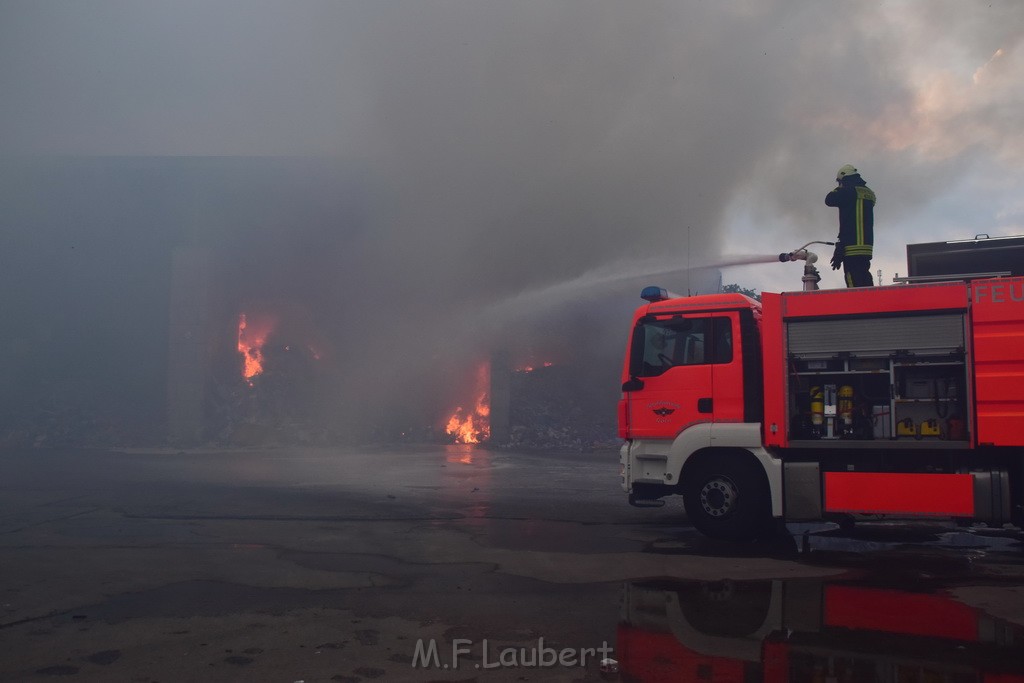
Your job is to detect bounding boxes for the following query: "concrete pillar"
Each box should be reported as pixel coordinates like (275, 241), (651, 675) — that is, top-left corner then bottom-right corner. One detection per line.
(489, 348), (511, 444)
(166, 247), (212, 444)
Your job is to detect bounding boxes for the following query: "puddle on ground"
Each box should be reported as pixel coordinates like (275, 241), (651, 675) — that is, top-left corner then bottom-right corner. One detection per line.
(617, 577), (1024, 682)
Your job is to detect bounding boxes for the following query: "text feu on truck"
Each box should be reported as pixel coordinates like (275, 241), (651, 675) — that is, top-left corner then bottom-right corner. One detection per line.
(618, 235), (1024, 541)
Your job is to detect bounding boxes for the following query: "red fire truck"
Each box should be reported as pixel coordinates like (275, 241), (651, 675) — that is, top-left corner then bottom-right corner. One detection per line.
(618, 236), (1024, 541)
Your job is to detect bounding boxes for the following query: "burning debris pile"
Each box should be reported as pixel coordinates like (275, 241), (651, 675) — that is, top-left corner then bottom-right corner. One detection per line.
(444, 361), (491, 444)
(210, 311), (338, 446)
(237, 313), (274, 387)
(438, 358), (617, 451)
(500, 363), (618, 451)
(1, 303), (618, 450)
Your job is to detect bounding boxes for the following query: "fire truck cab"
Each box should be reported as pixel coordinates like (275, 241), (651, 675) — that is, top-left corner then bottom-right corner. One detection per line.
(618, 236), (1024, 541)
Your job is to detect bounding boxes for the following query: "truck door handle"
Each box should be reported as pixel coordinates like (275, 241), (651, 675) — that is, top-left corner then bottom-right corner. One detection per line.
(697, 398), (713, 413)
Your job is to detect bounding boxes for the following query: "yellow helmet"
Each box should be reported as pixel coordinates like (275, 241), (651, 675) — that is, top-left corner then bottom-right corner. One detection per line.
(836, 164), (858, 181)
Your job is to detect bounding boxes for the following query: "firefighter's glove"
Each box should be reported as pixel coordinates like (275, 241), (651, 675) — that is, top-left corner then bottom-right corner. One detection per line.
(830, 244), (843, 270)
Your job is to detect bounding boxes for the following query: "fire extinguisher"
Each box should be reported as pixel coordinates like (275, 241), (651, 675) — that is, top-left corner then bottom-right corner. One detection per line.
(810, 386), (824, 438)
(947, 416), (966, 441)
(838, 385), (854, 437)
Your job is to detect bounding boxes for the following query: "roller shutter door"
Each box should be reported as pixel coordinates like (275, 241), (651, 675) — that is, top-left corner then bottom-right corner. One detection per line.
(787, 314), (965, 357)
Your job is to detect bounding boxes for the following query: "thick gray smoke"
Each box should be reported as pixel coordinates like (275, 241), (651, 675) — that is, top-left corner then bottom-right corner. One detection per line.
(1, 1), (1020, 442)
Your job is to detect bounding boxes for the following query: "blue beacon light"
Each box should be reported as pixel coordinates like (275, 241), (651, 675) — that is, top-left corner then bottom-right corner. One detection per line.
(641, 286), (669, 303)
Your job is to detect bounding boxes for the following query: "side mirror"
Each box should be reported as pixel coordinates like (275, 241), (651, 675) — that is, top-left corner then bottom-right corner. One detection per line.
(622, 378), (644, 392)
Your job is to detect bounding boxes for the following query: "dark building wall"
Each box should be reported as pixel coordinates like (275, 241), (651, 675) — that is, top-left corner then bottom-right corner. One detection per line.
(0, 156), (368, 443)
(0, 158), (181, 436)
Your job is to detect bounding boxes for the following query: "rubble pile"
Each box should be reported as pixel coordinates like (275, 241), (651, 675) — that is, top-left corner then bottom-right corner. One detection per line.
(500, 364), (618, 451)
(210, 343), (342, 446)
(0, 393), (158, 449)
(0, 347), (619, 451)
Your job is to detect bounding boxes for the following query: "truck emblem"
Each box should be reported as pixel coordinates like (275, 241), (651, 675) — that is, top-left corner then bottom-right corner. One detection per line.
(647, 402), (681, 422)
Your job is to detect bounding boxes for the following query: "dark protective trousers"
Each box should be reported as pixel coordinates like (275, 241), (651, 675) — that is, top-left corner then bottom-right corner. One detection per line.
(843, 255), (874, 287)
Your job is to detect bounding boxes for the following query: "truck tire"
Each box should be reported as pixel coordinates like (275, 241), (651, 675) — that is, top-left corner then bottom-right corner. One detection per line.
(683, 455), (772, 542)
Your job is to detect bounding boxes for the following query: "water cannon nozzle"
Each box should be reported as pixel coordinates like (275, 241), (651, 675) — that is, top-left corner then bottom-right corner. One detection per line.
(780, 249), (811, 263)
(780, 240), (833, 291)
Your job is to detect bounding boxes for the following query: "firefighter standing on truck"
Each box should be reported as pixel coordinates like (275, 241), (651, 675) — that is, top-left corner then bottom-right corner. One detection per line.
(827, 164), (876, 287)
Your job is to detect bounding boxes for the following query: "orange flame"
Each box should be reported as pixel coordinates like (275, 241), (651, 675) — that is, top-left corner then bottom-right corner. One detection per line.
(514, 361), (554, 373)
(237, 313), (274, 385)
(445, 361), (490, 444)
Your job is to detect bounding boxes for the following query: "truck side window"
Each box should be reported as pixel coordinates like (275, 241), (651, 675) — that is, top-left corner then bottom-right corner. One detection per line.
(631, 317), (732, 377)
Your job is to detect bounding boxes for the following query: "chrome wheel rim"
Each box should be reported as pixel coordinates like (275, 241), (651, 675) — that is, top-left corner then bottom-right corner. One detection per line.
(699, 476), (738, 517)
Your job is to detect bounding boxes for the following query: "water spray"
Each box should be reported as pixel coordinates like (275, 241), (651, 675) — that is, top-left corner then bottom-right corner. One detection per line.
(778, 241), (836, 292)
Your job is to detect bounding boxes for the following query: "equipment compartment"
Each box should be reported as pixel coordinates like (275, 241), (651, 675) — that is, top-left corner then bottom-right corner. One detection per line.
(892, 359), (967, 442)
(784, 313), (970, 446)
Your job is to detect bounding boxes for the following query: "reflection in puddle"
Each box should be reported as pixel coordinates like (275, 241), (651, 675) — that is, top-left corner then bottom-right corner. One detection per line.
(788, 522), (1024, 557)
(445, 444), (479, 466)
(436, 445), (491, 519)
(618, 578), (1024, 682)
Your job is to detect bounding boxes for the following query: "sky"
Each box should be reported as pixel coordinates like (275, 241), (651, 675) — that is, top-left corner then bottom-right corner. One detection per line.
(1, 0), (1022, 436)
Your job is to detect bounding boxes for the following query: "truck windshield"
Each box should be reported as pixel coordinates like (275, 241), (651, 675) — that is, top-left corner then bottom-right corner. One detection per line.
(630, 316), (732, 378)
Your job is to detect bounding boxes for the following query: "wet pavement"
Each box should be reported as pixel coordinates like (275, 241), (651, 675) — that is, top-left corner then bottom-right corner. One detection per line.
(1, 446), (1022, 682)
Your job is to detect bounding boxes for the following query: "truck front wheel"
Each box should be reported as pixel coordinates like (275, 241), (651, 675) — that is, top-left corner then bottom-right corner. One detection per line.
(682, 455), (772, 542)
